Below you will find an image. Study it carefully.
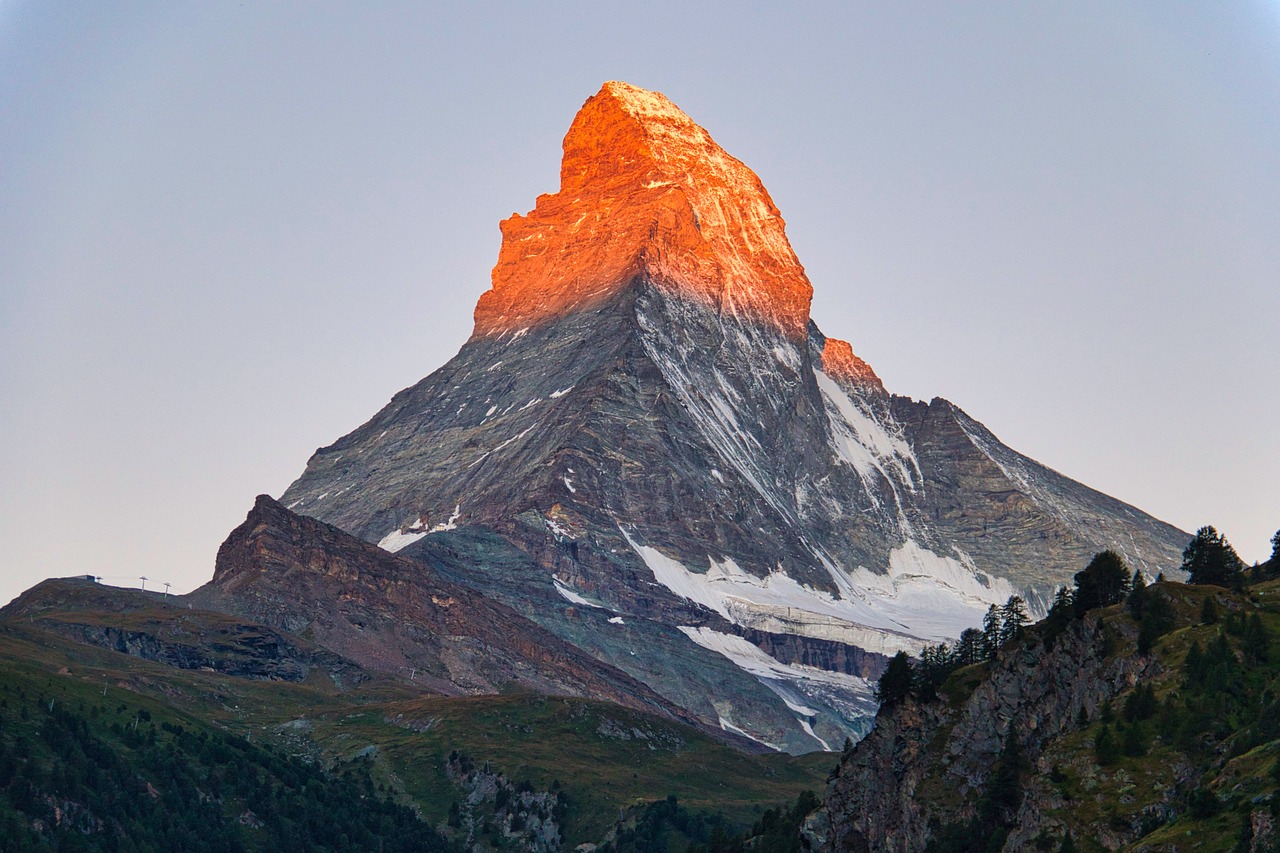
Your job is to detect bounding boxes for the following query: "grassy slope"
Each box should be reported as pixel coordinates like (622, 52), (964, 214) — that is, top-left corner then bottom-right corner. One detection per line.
(0, 617), (827, 847)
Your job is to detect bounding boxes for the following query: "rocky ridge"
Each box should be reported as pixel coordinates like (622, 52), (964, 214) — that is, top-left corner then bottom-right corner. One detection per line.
(804, 613), (1160, 851)
(185, 494), (724, 740)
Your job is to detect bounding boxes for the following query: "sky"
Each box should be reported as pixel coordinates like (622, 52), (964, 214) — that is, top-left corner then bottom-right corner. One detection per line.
(1, 2), (1277, 607)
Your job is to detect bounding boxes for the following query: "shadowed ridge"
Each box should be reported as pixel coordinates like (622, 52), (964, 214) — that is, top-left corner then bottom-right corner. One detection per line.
(190, 494), (759, 748)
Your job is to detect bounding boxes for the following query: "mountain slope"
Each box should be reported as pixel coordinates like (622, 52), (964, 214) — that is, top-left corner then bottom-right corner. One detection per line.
(186, 494), (726, 740)
(805, 574), (1280, 852)
(0, 590), (828, 850)
(275, 81), (1187, 749)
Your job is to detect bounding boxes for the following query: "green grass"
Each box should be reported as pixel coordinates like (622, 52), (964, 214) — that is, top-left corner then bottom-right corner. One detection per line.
(0, 617), (827, 848)
(303, 693), (828, 845)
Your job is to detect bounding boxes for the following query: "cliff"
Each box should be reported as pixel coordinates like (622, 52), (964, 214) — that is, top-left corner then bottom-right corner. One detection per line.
(805, 574), (1280, 851)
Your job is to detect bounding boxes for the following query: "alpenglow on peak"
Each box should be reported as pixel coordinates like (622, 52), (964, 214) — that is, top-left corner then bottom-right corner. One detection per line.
(473, 81), (816, 340)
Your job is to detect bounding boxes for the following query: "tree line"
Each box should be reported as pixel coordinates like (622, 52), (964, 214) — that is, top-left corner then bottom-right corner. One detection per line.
(877, 524), (1278, 707)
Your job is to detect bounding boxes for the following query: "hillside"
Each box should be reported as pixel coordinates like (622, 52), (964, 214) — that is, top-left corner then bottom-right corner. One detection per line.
(806, 559), (1280, 852)
(0, 585), (827, 849)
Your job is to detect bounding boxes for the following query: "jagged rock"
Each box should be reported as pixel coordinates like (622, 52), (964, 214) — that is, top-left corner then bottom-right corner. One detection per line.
(186, 495), (730, 741)
(805, 615), (1162, 852)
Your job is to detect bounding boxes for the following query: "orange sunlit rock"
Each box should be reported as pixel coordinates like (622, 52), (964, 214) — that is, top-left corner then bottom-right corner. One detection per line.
(472, 81), (814, 339)
(821, 337), (884, 392)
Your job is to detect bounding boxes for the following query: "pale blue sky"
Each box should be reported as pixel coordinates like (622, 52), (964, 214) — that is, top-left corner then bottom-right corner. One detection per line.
(2, 2), (1277, 605)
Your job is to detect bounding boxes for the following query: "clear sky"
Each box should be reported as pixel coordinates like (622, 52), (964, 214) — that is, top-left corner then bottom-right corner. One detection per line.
(2, 2), (1277, 606)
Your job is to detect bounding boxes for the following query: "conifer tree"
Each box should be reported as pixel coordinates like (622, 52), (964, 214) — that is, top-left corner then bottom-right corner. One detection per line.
(1073, 551), (1131, 616)
(876, 651), (914, 705)
(1094, 726), (1119, 765)
(982, 605), (1002, 658)
(956, 628), (984, 666)
(998, 596), (1029, 645)
(1126, 570), (1148, 619)
(1200, 596), (1220, 625)
(1243, 613), (1270, 664)
(1183, 640), (1206, 690)
(1182, 526), (1245, 587)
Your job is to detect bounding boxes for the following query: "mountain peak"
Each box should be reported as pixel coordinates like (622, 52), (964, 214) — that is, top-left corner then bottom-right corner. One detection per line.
(473, 81), (814, 339)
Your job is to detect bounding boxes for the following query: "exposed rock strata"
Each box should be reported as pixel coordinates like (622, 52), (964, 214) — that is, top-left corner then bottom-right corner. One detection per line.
(187, 495), (728, 743)
(804, 614), (1162, 852)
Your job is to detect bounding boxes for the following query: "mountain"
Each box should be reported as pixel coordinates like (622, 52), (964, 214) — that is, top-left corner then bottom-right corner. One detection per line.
(803, 568), (1280, 852)
(270, 81), (1187, 751)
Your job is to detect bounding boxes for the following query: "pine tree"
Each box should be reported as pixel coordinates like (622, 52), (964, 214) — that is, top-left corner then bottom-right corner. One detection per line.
(876, 651), (914, 705)
(1123, 684), (1157, 722)
(956, 628), (985, 666)
(1183, 639), (1206, 690)
(982, 605), (1002, 659)
(1073, 551), (1131, 616)
(1094, 726), (1119, 765)
(1126, 570), (1148, 619)
(998, 596), (1029, 645)
(1182, 526), (1245, 587)
(1200, 596), (1220, 625)
(1121, 722), (1149, 757)
(1243, 613), (1270, 664)
(1042, 586), (1074, 646)
(981, 731), (1027, 828)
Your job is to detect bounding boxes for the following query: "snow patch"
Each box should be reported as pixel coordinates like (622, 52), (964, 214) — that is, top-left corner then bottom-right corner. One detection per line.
(549, 386), (574, 399)
(813, 368), (919, 491)
(608, 616), (625, 625)
(623, 527), (1014, 647)
(717, 716), (782, 751)
(429, 504), (462, 533)
(553, 579), (602, 609)
(378, 529), (429, 554)
(799, 717), (831, 752)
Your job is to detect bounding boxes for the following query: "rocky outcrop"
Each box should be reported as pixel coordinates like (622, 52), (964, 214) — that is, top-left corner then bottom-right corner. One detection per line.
(805, 614), (1162, 852)
(187, 495), (734, 744)
(736, 628), (887, 678)
(1, 577), (371, 687)
(820, 338), (883, 392)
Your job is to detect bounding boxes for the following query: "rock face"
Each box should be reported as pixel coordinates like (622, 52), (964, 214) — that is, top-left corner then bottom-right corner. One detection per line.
(275, 81), (1187, 750)
(804, 614), (1161, 852)
(185, 495), (718, 738)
